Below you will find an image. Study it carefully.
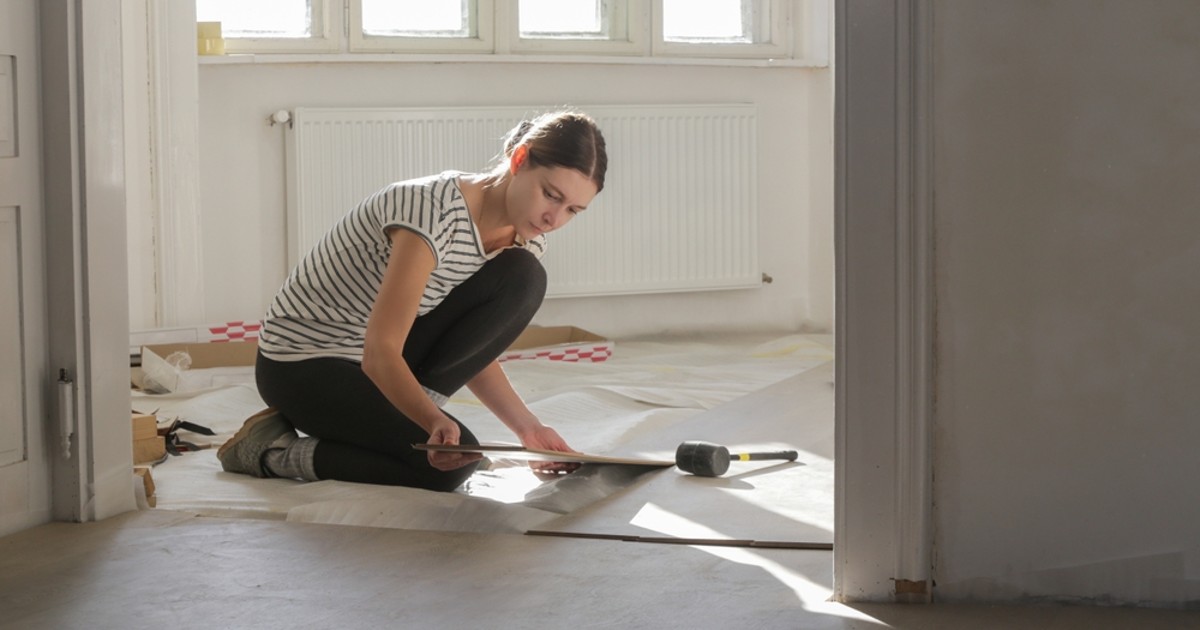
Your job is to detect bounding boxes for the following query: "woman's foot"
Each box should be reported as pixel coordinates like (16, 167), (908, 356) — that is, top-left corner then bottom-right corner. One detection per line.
(217, 408), (297, 477)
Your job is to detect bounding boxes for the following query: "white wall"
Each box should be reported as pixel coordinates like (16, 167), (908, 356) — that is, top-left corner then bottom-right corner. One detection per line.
(194, 60), (833, 338)
(931, 0), (1200, 605)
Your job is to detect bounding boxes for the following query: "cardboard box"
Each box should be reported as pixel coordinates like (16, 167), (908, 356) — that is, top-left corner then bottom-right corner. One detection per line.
(137, 340), (258, 393)
(130, 321), (262, 365)
(500, 325), (613, 363)
(130, 324), (606, 391)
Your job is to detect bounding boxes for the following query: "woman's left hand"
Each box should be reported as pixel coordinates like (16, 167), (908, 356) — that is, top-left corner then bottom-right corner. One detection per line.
(518, 424), (581, 475)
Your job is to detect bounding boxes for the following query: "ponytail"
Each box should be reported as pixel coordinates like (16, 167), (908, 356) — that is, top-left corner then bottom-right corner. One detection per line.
(504, 120), (535, 157)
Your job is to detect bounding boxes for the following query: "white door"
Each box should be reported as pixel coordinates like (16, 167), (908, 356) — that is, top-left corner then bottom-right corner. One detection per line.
(0, 0), (53, 537)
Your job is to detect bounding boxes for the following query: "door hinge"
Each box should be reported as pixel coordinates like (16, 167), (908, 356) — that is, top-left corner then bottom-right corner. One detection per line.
(57, 369), (76, 459)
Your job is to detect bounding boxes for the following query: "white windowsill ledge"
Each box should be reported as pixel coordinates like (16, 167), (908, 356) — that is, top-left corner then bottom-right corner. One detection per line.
(197, 52), (828, 69)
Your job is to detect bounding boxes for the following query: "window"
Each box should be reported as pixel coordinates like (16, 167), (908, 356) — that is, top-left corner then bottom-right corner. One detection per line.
(196, 0), (341, 53)
(655, 0), (788, 58)
(196, 0), (825, 64)
(198, 0), (310, 38)
(351, 0), (494, 52)
(362, 0), (470, 37)
(663, 0), (755, 42)
(509, 0), (643, 55)
(520, 0), (606, 38)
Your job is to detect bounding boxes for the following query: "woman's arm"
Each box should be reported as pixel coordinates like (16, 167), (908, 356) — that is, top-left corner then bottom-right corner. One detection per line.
(467, 360), (579, 472)
(362, 228), (479, 471)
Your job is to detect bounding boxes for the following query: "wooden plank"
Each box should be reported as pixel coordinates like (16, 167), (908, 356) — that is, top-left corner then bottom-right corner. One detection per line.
(414, 443), (674, 467)
(532, 361), (835, 545)
(131, 412), (158, 441)
(133, 465), (156, 508)
(132, 436), (165, 465)
(524, 529), (833, 550)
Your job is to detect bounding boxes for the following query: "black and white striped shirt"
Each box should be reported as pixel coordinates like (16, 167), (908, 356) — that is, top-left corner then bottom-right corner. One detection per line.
(259, 171), (546, 361)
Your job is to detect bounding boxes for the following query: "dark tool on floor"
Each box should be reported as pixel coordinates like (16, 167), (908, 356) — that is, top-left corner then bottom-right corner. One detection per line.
(674, 441), (799, 477)
(160, 417), (216, 456)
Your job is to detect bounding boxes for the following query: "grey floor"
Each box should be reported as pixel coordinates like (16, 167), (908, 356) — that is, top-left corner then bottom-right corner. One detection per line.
(1, 509), (1197, 629)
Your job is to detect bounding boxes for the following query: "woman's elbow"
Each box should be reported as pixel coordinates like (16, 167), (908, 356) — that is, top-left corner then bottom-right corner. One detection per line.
(361, 337), (404, 381)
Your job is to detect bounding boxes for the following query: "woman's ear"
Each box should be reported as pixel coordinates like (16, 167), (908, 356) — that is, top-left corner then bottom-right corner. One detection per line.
(510, 144), (529, 174)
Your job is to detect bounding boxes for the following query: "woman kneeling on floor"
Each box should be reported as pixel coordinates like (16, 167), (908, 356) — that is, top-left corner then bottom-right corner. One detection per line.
(218, 110), (607, 491)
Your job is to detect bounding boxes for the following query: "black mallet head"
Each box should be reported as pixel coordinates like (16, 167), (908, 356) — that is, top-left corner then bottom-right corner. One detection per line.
(674, 441), (801, 477)
(675, 441), (731, 477)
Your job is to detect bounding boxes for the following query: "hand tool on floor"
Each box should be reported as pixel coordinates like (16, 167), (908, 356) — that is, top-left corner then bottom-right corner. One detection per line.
(674, 441), (798, 477)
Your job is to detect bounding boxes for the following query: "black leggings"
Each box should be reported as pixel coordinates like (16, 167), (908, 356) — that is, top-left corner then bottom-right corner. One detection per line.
(255, 248), (547, 491)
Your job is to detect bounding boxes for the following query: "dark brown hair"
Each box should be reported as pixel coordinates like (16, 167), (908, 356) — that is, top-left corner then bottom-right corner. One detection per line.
(502, 110), (608, 193)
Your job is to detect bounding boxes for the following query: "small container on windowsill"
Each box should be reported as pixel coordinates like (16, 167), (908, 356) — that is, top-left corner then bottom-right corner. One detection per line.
(197, 21), (225, 56)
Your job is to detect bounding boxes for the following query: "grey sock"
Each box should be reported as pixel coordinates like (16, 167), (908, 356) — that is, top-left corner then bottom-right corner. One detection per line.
(262, 434), (319, 481)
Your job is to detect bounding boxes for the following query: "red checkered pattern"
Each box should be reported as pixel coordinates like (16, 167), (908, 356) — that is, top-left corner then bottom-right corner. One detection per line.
(499, 344), (612, 363)
(206, 320), (262, 343)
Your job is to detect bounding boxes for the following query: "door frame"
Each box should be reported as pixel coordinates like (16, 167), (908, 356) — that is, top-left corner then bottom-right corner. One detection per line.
(41, 0), (134, 523)
(833, 0), (936, 603)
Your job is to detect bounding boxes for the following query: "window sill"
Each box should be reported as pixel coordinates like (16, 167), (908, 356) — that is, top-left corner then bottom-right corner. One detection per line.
(197, 52), (828, 69)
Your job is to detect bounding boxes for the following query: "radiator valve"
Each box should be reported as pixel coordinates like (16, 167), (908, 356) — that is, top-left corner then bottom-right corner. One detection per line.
(268, 110), (292, 127)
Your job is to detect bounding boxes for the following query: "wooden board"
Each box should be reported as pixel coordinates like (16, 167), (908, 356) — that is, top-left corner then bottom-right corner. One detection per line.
(414, 443), (674, 467)
(530, 361), (835, 547)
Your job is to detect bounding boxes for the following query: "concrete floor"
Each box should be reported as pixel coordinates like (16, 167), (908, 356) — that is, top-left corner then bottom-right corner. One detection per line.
(1, 510), (1198, 629)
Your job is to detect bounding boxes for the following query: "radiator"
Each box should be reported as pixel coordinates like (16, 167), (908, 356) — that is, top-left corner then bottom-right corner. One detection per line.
(285, 104), (759, 298)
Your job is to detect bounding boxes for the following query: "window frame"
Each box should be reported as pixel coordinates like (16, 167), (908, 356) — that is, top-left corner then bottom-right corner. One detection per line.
(652, 0), (790, 59)
(348, 0), (495, 53)
(503, 0), (648, 57)
(209, 0), (343, 54)
(198, 0), (829, 66)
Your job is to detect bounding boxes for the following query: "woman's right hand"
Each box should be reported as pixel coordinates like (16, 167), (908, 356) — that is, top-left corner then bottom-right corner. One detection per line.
(425, 415), (482, 471)
(518, 423), (581, 475)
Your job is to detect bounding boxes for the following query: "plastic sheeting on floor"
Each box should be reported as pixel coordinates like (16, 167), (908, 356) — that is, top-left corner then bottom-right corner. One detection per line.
(132, 333), (833, 534)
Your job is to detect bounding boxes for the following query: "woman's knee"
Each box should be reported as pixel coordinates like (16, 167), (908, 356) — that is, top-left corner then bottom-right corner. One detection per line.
(489, 248), (547, 305)
(422, 459), (482, 492)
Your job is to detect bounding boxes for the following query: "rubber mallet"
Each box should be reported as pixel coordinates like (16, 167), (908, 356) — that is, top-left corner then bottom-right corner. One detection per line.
(674, 441), (799, 477)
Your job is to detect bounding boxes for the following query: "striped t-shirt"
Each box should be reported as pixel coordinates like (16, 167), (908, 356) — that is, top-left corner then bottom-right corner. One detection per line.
(259, 171), (546, 361)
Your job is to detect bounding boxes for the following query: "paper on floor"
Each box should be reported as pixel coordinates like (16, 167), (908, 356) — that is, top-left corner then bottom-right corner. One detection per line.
(133, 333), (833, 533)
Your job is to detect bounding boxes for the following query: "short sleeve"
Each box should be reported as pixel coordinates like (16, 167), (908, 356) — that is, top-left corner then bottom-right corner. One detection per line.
(365, 181), (444, 267)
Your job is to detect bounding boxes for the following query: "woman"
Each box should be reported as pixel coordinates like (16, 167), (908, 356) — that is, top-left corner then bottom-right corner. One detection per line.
(218, 110), (607, 492)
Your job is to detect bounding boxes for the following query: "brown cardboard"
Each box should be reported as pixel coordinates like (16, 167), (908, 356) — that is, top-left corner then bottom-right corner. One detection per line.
(500, 326), (613, 363)
(142, 341), (258, 369)
(131, 326), (607, 393)
(130, 321), (263, 362)
(138, 340), (258, 393)
(506, 325), (607, 350)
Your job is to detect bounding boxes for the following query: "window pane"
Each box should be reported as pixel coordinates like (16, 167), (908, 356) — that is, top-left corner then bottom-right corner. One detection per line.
(520, 0), (605, 38)
(196, 0), (312, 38)
(362, 0), (472, 37)
(663, 0), (751, 43)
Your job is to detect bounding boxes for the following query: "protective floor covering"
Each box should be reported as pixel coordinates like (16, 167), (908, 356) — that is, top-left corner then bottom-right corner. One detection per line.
(535, 361), (835, 545)
(132, 333), (833, 534)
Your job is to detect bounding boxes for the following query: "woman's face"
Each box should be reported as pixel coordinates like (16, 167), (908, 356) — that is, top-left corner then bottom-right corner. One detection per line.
(505, 163), (599, 241)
